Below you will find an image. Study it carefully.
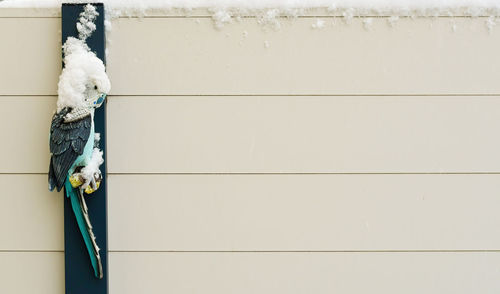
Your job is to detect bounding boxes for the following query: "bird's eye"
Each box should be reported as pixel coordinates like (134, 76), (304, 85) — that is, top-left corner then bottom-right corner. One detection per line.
(94, 85), (98, 90)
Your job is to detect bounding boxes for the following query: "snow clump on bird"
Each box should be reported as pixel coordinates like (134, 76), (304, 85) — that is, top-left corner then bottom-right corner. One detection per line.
(57, 38), (111, 111)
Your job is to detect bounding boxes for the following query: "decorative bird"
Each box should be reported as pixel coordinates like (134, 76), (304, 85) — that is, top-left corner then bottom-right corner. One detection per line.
(48, 4), (110, 279)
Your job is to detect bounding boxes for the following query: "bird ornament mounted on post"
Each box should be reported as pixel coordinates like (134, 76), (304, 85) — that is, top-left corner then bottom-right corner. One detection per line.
(48, 4), (110, 279)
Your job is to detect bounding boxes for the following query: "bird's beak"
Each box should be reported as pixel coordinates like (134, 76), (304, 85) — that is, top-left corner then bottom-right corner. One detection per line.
(94, 94), (106, 107)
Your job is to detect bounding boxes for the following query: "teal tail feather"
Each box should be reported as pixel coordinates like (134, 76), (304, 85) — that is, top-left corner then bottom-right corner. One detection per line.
(65, 178), (103, 279)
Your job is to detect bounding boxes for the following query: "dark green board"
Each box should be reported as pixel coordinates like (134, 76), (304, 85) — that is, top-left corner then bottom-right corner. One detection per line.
(62, 3), (108, 294)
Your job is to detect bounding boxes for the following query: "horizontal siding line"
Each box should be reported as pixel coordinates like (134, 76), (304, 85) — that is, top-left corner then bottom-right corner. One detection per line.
(139, 15), (499, 19)
(0, 16), (59, 19)
(6, 172), (500, 176)
(0, 250), (63, 253)
(111, 250), (500, 253)
(2, 250), (500, 253)
(111, 94), (500, 97)
(0, 15), (497, 19)
(4, 172), (500, 175)
(110, 172), (500, 175)
(113, 94), (500, 97)
(2, 94), (500, 97)
(0, 95), (56, 97)
(0, 173), (48, 175)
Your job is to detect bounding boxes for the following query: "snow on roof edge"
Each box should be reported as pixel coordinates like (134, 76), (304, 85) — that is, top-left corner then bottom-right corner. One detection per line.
(2, 0), (500, 13)
(2, 0), (500, 28)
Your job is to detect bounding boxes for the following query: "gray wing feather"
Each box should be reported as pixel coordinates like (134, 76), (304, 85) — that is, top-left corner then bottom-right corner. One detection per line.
(48, 107), (91, 191)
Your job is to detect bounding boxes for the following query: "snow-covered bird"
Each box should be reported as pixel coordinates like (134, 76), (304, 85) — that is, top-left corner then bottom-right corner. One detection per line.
(48, 4), (110, 279)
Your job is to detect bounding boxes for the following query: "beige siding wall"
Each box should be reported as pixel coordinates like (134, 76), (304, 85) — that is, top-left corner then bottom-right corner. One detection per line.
(1, 10), (500, 293)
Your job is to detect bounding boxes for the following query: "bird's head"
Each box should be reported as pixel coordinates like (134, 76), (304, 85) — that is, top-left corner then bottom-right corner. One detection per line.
(57, 37), (110, 111)
(83, 77), (108, 109)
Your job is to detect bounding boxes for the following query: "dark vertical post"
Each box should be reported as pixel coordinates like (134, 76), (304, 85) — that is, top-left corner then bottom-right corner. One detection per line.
(62, 3), (108, 294)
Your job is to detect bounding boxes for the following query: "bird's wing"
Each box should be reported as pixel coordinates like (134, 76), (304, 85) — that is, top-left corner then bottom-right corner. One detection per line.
(49, 107), (92, 191)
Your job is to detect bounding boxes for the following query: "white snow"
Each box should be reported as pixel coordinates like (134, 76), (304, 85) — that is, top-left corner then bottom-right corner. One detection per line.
(387, 15), (399, 26)
(486, 15), (497, 31)
(3, 0), (500, 30)
(57, 37), (110, 111)
(81, 147), (104, 189)
(311, 18), (325, 29)
(2, 0), (500, 16)
(341, 7), (355, 23)
(362, 17), (373, 30)
(57, 7), (111, 112)
(1, 0), (500, 11)
(77, 3), (99, 40)
(257, 8), (282, 30)
(211, 8), (232, 29)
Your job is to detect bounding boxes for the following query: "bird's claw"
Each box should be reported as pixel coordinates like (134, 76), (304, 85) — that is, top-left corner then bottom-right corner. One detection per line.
(84, 171), (102, 194)
(69, 171), (102, 194)
(69, 173), (84, 188)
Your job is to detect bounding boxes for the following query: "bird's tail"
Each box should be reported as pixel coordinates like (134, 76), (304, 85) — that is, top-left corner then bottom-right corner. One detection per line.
(64, 178), (103, 279)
